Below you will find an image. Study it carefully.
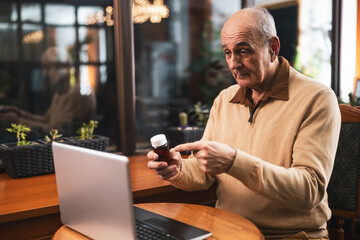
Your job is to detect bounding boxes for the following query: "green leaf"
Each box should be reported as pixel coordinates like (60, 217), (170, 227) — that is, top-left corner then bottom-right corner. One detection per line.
(45, 135), (51, 142)
(20, 132), (27, 140)
(54, 133), (63, 138)
(6, 128), (14, 133)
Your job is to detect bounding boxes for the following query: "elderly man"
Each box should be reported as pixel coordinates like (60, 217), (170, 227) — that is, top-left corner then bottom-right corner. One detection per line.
(0, 47), (96, 134)
(147, 8), (341, 239)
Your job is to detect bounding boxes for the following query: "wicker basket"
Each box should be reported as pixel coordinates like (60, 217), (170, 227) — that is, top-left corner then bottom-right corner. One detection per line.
(0, 135), (109, 178)
(69, 135), (109, 151)
(166, 127), (204, 154)
(0, 142), (54, 178)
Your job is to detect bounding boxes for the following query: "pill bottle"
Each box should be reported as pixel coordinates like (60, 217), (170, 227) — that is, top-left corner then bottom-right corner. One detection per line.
(150, 134), (172, 165)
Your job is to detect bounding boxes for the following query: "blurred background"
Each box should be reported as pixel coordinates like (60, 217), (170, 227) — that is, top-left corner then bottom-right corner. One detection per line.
(0, 0), (358, 155)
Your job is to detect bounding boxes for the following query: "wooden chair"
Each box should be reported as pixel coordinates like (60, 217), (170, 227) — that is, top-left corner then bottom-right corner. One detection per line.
(327, 104), (360, 240)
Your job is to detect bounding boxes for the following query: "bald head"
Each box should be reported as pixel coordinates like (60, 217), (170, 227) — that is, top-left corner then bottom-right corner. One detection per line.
(41, 47), (59, 64)
(222, 8), (277, 46)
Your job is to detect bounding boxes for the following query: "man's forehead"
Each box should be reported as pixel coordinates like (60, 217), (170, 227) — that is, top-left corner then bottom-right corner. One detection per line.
(221, 41), (252, 49)
(221, 27), (258, 47)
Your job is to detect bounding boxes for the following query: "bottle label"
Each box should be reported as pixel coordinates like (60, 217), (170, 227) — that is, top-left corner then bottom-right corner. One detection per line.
(154, 146), (171, 165)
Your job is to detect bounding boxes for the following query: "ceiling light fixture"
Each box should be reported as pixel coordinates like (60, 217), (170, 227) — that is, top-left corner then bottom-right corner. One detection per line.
(132, 0), (170, 24)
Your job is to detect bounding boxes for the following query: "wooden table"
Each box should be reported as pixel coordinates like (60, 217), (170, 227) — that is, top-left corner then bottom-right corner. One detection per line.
(52, 203), (264, 240)
(0, 155), (216, 240)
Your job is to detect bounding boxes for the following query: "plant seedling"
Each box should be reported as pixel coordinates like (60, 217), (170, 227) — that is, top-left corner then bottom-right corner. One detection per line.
(6, 123), (32, 146)
(188, 101), (209, 127)
(45, 129), (63, 143)
(76, 120), (99, 140)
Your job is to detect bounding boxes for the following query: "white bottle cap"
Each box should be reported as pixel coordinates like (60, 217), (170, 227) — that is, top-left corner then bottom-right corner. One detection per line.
(150, 134), (167, 148)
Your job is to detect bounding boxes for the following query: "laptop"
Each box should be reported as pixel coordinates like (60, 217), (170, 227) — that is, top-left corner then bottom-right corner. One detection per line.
(52, 142), (212, 240)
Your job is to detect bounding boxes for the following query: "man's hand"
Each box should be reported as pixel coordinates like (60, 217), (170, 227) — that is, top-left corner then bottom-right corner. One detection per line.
(174, 141), (236, 175)
(0, 111), (20, 123)
(147, 148), (182, 180)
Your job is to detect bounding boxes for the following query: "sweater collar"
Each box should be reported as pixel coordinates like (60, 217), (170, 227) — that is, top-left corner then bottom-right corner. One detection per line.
(229, 56), (290, 107)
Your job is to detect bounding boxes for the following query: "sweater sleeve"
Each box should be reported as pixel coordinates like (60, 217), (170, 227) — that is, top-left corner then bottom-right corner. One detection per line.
(168, 155), (216, 191)
(227, 88), (341, 210)
(167, 97), (219, 191)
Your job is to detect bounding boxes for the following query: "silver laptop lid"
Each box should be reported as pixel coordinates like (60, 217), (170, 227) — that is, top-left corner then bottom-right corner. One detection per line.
(52, 142), (136, 240)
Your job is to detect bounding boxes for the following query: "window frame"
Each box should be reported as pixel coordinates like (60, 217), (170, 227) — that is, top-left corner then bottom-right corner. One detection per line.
(115, 0), (344, 155)
(113, 0), (136, 155)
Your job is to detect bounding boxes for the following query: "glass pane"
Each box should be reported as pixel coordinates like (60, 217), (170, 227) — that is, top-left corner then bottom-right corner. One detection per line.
(1, 47), (97, 137)
(0, 63), (19, 143)
(44, 26), (76, 62)
(78, 6), (104, 25)
(0, 1), (116, 149)
(254, 1), (333, 89)
(339, 0), (357, 101)
(0, 23), (18, 61)
(0, 2), (17, 22)
(45, 4), (75, 25)
(80, 64), (116, 137)
(79, 27), (107, 63)
(134, 0), (241, 151)
(79, 65), (94, 95)
(22, 24), (45, 61)
(292, 0), (332, 87)
(21, 3), (41, 22)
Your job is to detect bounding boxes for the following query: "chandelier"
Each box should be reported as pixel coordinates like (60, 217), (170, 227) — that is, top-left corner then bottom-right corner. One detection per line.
(23, 30), (44, 44)
(133, 0), (170, 24)
(86, 6), (114, 26)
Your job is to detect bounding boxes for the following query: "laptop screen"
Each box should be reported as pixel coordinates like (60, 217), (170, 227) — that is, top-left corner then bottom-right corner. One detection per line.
(52, 142), (212, 240)
(53, 142), (136, 239)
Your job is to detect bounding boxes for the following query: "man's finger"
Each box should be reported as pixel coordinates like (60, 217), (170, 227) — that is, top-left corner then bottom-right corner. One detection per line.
(147, 151), (158, 160)
(174, 141), (203, 152)
(155, 165), (175, 176)
(159, 171), (178, 180)
(197, 158), (208, 166)
(147, 160), (168, 169)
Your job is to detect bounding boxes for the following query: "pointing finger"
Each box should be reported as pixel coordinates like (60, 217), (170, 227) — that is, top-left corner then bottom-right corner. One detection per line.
(174, 141), (203, 152)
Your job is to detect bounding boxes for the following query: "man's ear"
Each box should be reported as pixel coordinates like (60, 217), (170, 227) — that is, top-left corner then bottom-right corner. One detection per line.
(268, 36), (280, 62)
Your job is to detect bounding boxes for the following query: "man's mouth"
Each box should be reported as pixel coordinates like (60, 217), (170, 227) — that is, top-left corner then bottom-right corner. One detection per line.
(233, 70), (248, 79)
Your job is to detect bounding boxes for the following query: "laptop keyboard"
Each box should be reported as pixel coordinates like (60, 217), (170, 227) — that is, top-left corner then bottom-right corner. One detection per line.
(136, 220), (177, 240)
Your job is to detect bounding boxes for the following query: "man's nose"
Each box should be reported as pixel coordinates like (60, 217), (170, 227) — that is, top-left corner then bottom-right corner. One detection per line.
(229, 54), (242, 70)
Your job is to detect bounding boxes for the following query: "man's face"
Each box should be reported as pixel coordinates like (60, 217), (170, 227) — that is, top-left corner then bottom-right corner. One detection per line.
(221, 25), (271, 90)
(42, 63), (68, 86)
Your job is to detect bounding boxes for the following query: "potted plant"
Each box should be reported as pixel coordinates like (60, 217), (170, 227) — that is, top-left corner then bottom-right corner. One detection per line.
(40, 120), (109, 158)
(187, 101), (210, 128)
(70, 120), (109, 151)
(44, 129), (64, 143)
(6, 123), (33, 146)
(0, 123), (54, 178)
(166, 102), (209, 153)
(338, 92), (360, 107)
(0, 120), (109, 178)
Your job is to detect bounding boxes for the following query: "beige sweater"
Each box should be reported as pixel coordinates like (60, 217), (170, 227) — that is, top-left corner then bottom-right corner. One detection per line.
(169, 58), (341, 238)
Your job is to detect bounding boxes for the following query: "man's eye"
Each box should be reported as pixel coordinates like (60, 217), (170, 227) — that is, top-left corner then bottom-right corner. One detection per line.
(223, 50), (231, 55)
(240, 49), (250, 55)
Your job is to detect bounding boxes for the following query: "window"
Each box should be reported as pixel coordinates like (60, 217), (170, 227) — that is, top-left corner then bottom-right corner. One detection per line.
(132, 0), (241, 153)
(339, 0), (357, 101)
(1, 0), (350, 155)
(255, 0), (333, 88)
(0, 0), (117, 149)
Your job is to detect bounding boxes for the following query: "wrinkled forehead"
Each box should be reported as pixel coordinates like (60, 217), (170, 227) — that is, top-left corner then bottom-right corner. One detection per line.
(221, 24), (260, 48)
